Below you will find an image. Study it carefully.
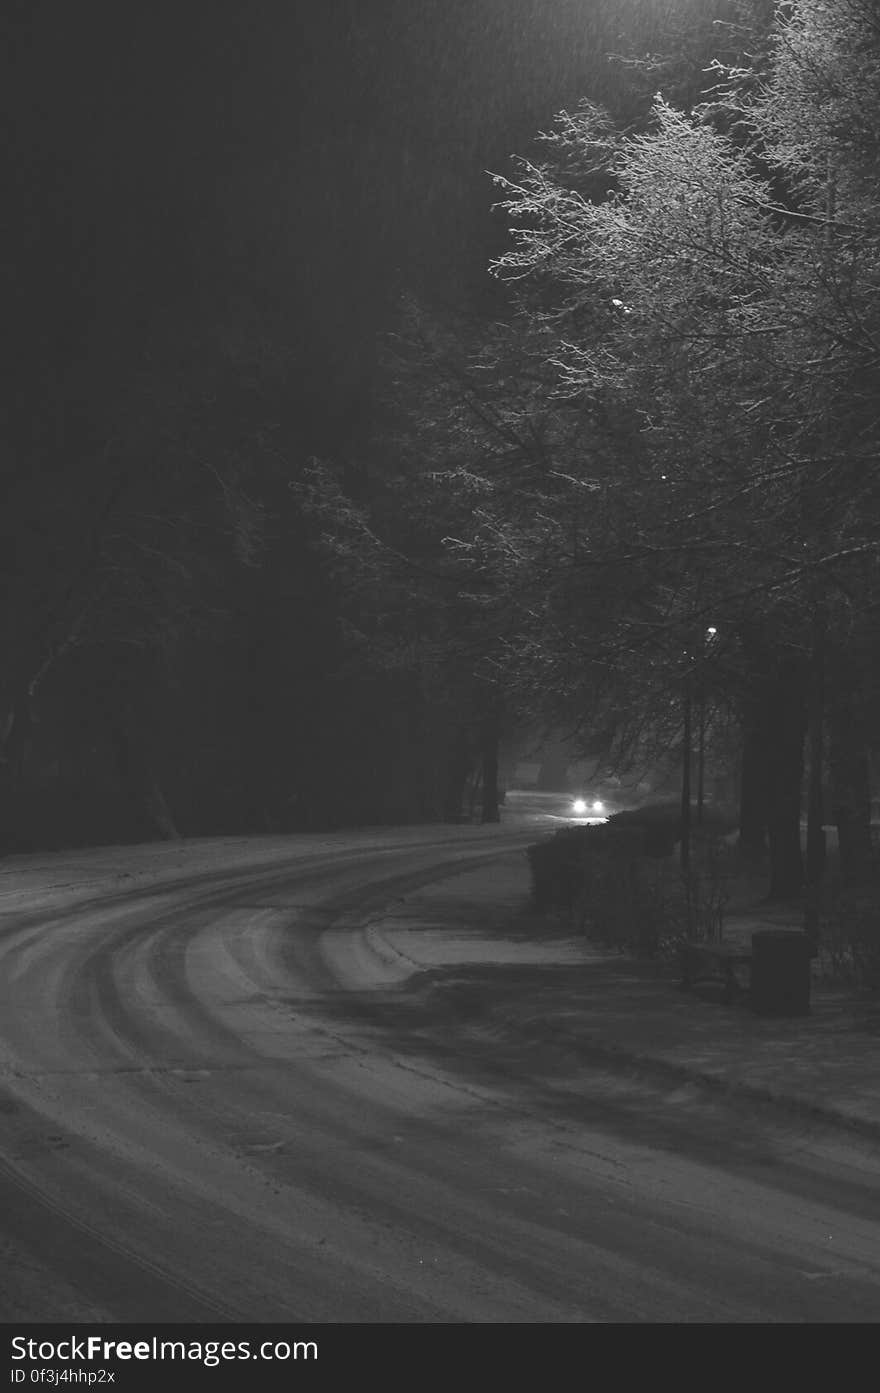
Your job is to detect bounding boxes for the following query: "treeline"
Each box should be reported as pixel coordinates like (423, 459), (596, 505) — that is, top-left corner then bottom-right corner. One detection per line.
(306, 1), (880, 896)
(5, 1), (878, 871)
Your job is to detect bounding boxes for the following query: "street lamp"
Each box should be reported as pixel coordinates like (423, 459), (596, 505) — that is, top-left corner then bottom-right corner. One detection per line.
(680, 666), (693, 873)
(697, 627), (717, 826)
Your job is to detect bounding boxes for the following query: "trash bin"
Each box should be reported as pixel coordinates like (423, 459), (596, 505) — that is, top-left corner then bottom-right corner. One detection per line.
(750, 929), (812, 1017)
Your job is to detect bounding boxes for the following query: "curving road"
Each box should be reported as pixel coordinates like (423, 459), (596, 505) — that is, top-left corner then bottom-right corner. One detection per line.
(1, 826), (879, 1322)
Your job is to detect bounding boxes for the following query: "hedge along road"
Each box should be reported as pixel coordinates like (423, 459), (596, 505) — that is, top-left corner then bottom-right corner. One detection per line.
(0, 826), (879, 1322)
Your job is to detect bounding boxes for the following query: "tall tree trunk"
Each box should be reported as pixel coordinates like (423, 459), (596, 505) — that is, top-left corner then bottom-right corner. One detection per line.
(738, 721), (768, 860)
(403, 670), (431, 820)
(805, 617), (826, 889)
(831, 734), (872, 882)
(442, 724), (471, 823)
(680, 675), (692, 872)
(766, 658), (806, 901)
(827, 651), (872, 881)
(479, 689), (502, 824)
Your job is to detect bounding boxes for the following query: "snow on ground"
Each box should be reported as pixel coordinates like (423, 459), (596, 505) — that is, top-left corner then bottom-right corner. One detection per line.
(0, 822), (526, 919)
(4, 818), (879, 1138)
(365, 852), (589, 976)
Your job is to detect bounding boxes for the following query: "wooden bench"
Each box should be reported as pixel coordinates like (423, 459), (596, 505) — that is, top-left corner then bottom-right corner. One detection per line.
(679, 941), (752, 1005)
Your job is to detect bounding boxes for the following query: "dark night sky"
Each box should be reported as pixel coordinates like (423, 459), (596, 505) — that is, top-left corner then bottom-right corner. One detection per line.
(2, 2), (642, 447)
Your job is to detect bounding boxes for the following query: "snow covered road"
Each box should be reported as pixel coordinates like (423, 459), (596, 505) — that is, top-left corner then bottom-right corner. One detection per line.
(1, 828), (878, 1322)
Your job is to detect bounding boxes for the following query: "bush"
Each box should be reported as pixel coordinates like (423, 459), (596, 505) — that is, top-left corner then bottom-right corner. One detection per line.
(526, 823), (664, 954)
(574, 854), (674, 956)
(526, 808), (739, 956)
(526, 823), (646, 908)
(526, 830), (584, 908)
(606, 802), (739, 858)
(605, 804), (680, 857)
(814, 876), (880, 990)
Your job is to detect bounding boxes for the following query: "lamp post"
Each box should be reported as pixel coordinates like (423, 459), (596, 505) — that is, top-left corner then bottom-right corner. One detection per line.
(680, 670), (692, 873)
(696, 627), (717, 827)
